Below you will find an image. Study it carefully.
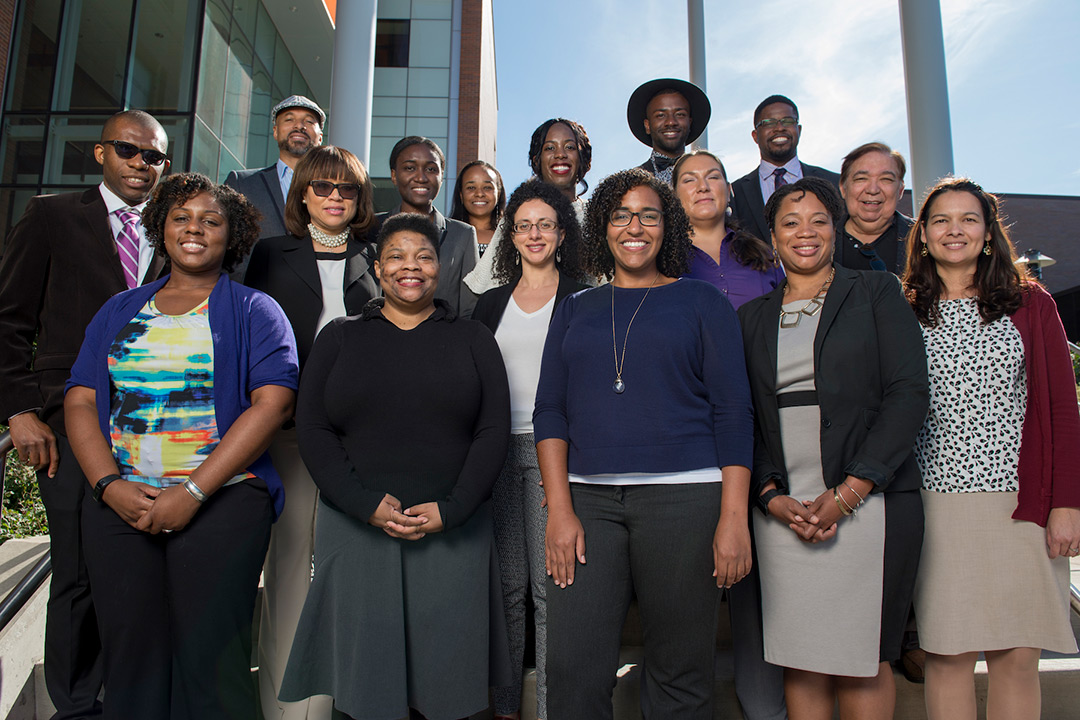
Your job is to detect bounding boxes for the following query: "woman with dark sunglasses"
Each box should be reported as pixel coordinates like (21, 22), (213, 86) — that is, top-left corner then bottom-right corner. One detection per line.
(242, 145), (379, 720)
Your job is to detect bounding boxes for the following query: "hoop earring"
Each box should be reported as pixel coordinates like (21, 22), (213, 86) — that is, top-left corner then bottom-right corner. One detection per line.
(920, 243), (928, 257)
(983, 242), (992, 256)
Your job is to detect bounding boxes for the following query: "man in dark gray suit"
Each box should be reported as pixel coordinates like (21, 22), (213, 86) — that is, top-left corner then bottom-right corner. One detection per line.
(371, 136), (479, 318)
(731, 94), (840, 243)
(225, 95), (324, 278)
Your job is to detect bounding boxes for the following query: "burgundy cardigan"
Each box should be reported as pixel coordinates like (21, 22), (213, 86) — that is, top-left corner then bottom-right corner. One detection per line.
(1011, 284), (1080, 526)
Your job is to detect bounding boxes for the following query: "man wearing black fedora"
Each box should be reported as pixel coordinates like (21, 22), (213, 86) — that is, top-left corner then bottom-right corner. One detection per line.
(627, 78), (711, 183)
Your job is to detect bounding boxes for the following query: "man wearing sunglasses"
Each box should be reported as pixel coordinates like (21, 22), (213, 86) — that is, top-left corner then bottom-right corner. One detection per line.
(731, 95), (840, 244)
(225, 95), (325, 279)
(0, 109), (170, 719)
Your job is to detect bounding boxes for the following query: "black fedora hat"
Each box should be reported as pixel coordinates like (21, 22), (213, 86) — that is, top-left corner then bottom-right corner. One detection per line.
(626, 78), (711, 147)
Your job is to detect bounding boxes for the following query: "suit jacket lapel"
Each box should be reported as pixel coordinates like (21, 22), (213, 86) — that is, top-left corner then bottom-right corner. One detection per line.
(81, 188), (128, 288)
(813, 265), (855, 364)
(747, 178), (768, 242)
(260, 166), (286, 220)
(759, 286), (783, 395)
(345, 240), (374, 291)
(283, 236), (322, 297)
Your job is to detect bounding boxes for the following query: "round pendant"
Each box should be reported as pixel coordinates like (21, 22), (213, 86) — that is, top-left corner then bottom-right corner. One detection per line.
(613, 379), (625, 394)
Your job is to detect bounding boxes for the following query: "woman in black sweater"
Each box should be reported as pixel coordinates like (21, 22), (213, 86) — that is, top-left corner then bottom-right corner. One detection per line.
(279, 213), (511, 720)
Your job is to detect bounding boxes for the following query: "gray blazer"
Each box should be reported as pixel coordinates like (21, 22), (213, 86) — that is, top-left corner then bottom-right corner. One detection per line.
(225, 164), (287, 280)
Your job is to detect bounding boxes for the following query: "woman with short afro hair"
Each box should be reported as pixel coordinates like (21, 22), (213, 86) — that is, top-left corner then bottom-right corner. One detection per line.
(534, 168), (754, 719)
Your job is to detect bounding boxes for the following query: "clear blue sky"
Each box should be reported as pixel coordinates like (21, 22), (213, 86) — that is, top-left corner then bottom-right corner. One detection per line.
(492, 0), (1079, 202)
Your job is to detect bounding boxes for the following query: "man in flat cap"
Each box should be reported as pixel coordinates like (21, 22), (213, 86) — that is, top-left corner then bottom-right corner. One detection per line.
(627, 78), (711, 183)
(225, 94), (325, 278)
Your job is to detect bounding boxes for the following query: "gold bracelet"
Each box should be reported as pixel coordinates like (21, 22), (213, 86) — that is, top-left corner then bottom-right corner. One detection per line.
(837, 486), (859, 516)
(834, 487), (852, 516)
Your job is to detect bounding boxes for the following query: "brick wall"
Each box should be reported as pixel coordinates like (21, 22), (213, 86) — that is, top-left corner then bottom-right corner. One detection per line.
(456, 0), (482, 175)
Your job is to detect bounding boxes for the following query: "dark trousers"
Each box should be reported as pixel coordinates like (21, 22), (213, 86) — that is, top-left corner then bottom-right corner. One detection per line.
(37, 434), (103, 720)
(546, 482), (723, 720)
(81, 478), (272, 720)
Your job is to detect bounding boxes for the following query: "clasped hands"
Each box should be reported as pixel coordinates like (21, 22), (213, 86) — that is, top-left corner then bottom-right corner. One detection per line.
(101, 480), (200, 534)
(370, 493), (444, 540)
(764, 482), (862, 543)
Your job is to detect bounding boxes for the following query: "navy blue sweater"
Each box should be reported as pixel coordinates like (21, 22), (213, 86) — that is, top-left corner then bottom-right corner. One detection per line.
(533, 278), (753, 476)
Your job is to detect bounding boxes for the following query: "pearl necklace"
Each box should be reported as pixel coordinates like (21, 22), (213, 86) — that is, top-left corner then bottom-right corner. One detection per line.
(309, 223), (349, 248)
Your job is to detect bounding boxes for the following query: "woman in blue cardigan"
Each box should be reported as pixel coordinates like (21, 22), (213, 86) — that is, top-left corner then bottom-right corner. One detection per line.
(64, 173), (299, 720)
(534, 169), (754, 719)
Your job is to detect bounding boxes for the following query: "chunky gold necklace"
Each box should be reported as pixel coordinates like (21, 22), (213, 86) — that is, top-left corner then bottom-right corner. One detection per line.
(611, 272), (660, 394)
(309, 223), (349, 248)
(779, 268), (834, 329)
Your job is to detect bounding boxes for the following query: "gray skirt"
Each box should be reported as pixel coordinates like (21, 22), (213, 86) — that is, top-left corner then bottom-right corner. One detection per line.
(280, 498), (510, 720)
(914, 489), (1076, 655)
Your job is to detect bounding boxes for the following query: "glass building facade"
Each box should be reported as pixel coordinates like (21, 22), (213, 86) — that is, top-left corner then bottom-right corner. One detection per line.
(370, 0), (455, 213)
(0, 0), (318, 237)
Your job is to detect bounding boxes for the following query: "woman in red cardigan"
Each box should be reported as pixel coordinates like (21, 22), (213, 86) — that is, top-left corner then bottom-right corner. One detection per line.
(903, 176), (1080, 720)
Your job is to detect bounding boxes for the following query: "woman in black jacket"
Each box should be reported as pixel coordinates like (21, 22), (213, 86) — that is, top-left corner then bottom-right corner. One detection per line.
(241, 145), (379, 720)
(472, 179), (586, 720)
(737, 177), (928, 720)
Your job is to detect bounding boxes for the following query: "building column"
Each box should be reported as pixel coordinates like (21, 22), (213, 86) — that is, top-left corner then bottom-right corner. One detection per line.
(687, 0), (708, 150)
(898, 0), (954, 210)
(328, 0), (377, 167)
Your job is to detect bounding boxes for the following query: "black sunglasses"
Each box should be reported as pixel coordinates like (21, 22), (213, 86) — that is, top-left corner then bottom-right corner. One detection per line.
(855, 242), (888, 272)
(100, 140), (168, 166)
(309, 180), (361, 200)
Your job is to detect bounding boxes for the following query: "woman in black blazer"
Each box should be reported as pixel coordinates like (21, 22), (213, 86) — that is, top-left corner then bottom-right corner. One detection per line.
(472, 179), (586, 720)
(737, 177), (928, 720)
(242, 145), (379, 720)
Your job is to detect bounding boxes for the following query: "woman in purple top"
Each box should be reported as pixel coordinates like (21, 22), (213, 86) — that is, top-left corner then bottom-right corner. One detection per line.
(674, 150), (784, 309)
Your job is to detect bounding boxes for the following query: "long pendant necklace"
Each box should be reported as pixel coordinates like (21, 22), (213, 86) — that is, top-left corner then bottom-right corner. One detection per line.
(779, 268), (834, 329)
(611, 271), (660, 394)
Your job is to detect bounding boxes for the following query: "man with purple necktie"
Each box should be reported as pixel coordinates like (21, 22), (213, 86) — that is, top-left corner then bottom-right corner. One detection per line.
(0, 109), (169, 720)
(731, 94), (841, 244)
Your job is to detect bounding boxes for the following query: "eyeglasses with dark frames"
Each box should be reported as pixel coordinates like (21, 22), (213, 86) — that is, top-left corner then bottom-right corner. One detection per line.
(609, 209), (662, 227)
(100, 140), (168, 166)
(512, 219), (559, 234)
(755, 117), (799, 130)
(309, 180), (361, 200)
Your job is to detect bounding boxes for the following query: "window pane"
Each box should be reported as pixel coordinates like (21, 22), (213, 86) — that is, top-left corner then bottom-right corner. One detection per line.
(247, 63), (273, 168)
(152, 115), (190, 173)
(405, 117), (448, 137)
(192, 117), (221, 177)
(195, 2), (230, 137)
(232, 0), (256, 40)
(374, 68), (408, 97)
(254, 3), (276, 69)
(0, 189), (49, 250)
(377, 0), (410, 20)
(218, 145), (244, 184)
(129, 0), (200, 112)
(374, 96), (407, 116)
(273, 36), (292, 94)
(412, 0), (453, 20)
(407, 69), (449, 98)
(409, 20), (450, 68)
(223, 32), (254, 163)
(54, 0), (135, 111)
(43, 116), (105, 186)
(406, 97), (448, 118)
(375, 20), (409, 68)
(4, 0), (63, 112)
(0, 116), (48, 185)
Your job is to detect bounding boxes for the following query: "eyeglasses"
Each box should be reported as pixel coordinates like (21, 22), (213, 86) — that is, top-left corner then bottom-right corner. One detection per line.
(609, 209), (662, 227)
(755, 117), (799, 130)
(512, 219), (558, 234)
(100, 140), (168, 166)
(309, 180), (361, 200)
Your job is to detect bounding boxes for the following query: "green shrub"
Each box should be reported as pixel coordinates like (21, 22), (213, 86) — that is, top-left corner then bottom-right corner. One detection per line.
(1, 429), (49, 542)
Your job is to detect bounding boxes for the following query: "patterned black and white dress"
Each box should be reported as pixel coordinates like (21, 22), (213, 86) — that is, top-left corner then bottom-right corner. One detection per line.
(913, 298), (1076, 654)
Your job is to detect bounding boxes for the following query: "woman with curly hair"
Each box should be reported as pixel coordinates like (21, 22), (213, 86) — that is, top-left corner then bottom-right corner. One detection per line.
(534, 168), (754, 718)
(466, 118), (593, 297)
(64, 172), (299, 719)
(450, 159), (506, 257)
(674, 149), (784, 309)
(472, 179), (587, 720)
(903, 178), (1080, 720)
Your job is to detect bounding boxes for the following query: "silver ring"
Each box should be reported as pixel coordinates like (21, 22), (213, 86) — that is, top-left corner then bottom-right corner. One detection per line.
(1071, 547), (1080, 554)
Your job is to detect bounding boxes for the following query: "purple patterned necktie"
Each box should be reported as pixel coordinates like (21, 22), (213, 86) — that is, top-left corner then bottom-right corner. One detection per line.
(772, 166), (788, 190)
(115, 209), (140, 289)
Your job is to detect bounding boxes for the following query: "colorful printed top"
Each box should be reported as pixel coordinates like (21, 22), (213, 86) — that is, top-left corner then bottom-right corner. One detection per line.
(108, 296), (252, 488)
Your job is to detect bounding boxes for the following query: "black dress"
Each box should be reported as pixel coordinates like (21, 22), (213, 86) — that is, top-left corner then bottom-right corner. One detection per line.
(279, 299), (511, 720)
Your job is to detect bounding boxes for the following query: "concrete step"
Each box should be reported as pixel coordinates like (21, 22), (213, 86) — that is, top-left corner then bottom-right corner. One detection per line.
(0, 536), (50, 720)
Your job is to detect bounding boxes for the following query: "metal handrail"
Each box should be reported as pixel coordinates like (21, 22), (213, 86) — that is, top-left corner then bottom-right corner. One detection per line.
(0, 428), (54, 631)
